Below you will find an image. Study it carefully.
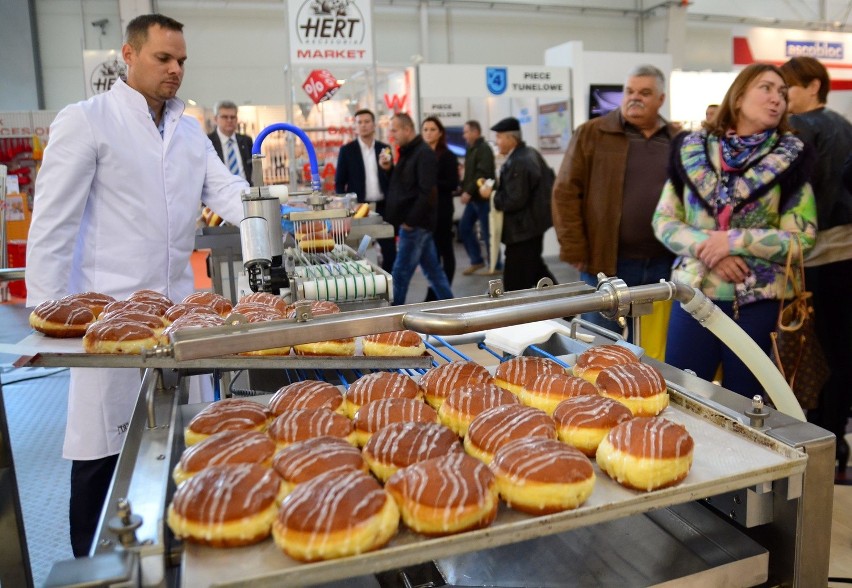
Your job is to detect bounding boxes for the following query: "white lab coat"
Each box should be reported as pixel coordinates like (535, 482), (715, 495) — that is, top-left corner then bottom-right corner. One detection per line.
(26, 79), (247, 460)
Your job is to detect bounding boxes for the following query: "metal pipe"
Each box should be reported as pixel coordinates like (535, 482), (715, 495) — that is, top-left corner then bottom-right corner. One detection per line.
(0, 268), (25, 283)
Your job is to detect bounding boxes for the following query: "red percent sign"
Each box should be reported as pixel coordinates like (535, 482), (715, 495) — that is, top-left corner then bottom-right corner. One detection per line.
(302, 69), (341, 104)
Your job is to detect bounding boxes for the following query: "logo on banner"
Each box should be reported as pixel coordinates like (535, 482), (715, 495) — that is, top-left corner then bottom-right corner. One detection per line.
(295, 0), (365, 44)
(486, 67), (508, 95)
(785, 40), (844, 60)
(90, 57), (126, 95)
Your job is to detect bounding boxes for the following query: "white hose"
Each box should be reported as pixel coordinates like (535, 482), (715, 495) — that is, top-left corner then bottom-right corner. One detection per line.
(681, 291), (806, 421)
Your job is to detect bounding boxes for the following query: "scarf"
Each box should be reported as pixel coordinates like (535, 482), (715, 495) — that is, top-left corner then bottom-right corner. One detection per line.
(713, 130), (775, 229)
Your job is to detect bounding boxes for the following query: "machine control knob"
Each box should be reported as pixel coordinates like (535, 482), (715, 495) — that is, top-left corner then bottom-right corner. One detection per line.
(107, 498), (143, 548)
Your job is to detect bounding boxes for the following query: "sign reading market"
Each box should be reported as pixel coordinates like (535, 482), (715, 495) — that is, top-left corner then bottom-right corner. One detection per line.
(289, 0), (373, 65)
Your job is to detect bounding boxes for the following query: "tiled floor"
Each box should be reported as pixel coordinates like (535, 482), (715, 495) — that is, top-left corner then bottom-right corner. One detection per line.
(2, 243), (850, 586)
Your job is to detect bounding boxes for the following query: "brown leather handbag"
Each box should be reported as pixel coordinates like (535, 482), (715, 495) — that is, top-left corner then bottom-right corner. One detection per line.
(769, 234), (830, 410)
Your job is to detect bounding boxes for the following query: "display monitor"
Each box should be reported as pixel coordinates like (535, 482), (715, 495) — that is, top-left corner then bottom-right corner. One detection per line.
(589, 84), (624, 119)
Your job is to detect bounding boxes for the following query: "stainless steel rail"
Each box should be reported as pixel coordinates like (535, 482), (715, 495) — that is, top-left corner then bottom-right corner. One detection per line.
(0, 268), (25, 283)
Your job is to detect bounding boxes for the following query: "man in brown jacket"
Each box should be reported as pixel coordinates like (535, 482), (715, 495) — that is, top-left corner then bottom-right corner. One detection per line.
(552, 64), (679, 338)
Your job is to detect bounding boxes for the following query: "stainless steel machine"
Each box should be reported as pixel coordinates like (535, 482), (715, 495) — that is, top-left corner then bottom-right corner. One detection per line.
(12, 276), (835, 588)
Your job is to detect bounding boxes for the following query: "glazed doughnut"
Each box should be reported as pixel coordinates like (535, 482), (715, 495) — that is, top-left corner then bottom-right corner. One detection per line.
(285, 300), (340, 319)
(184, 398), (271, 447)
(343, 371), (421, 418)
(490, 437), (595, 514)
(293, 220), (328, 241)
(167, 463), (280, 547)
(297, 238), (336, 253)
(272, 436), (367, 499)
(386, 452), (498, 536)
(266, 408), (355, 449)
(419, 361), (494, 410)
(231, 301), (277, 317)
(29, 299), (95, 338)
(285, 300), (354, 355)
(172, 430), (276, 485)
(236, 308), (291, 356)
(60, 292), (115, 315)
(83, 319), (159, 354)
(273, 468), (399, 562)
(552, 395), (634, 457)
(268, 380), (344, 416)
(516, 372), (598, 415)
(464, 403), (557, 465)
(363, 422), (462, 482)
(438, 381), (520, 437)
(182, 291), (233, 317)
(596, 417), (694, 491)
(238, 291), (289, 315)
(163, 302), (220, 325)
(596, 362), (669, 417)
(99, 310), (166, 336)
(161, 312), (224, 342)
(494, 356), (566, 397)
(101, 299), (166, 318)
(573, 344), (638, 384)
(352, 397), (439, 447)
(362, 330), (426, 357)
(125, 290), (172, 315)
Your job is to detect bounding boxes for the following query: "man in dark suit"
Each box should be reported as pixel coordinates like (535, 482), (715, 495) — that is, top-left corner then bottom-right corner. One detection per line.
(335, 108), (395, 272)
(208, 100), (253, 185)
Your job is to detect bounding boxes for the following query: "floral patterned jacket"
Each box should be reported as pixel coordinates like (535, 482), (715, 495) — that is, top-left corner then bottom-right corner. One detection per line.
(652, 130), (817, 305)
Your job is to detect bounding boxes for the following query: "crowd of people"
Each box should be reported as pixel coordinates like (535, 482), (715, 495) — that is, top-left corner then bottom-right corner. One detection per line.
(23, 11), (852, 559)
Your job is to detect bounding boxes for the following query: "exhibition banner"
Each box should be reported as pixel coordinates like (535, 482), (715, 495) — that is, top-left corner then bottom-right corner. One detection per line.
(289, 0), (373, 65)
(418, 65), (570, 99)
(82, 50), (126, 98)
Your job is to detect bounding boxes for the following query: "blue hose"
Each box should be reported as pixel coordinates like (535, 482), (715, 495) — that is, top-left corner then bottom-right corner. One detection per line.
(252, 122), (322, 192)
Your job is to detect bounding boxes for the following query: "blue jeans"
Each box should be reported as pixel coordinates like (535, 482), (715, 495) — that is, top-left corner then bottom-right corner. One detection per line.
(666, 299), (777, 399)
(459, 198), (490, 266)
(579, 256), (673, 342)
(392, 226), (454, 305)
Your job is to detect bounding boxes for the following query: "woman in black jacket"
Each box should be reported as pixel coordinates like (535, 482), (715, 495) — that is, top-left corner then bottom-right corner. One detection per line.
(421, 116), (460, 301)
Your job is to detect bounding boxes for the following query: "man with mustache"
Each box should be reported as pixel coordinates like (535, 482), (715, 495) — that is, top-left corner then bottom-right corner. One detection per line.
(552, 64), (679, 339)
(26, 13), (246, 557)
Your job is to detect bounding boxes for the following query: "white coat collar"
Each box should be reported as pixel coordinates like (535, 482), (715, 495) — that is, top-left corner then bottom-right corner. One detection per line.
(112, 78), (186, 121)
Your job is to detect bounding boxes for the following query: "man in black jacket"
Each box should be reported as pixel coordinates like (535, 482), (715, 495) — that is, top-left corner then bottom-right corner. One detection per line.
(208, 100), (253, 185)
(380, 113), (454, 304)
(335, 108), (395, 272)
(485, 117), (556, 291)
(459, 120), (498, 274)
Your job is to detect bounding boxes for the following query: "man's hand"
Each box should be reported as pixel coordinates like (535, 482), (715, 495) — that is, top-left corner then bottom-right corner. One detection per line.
(460, 192), (472, 204)
(695, 230), (730, 268)
(713, 256), (750, 284)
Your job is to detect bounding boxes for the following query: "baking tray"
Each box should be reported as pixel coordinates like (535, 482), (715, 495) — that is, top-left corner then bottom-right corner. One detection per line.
(177, 381), (807, 588)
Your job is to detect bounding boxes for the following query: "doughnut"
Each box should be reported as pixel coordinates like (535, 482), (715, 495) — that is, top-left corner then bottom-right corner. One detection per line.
(285, 300), (340, 319)
(596, 417), (694, 491)
(464, 404), (557, 465)
(352, 397), (439, 447)
(167, 463), (280, 547)
(419, 361), (494, 410)
(596, 362), (669, 417)
(236, 308), (291, 356)
(362, 330), (426, 357)
(272, 436), (367, 499)
(184, 398), (271, 446)
(101, 299), (166, 318)
(172, 430), (276, 485)
(29, 299), (95, 338)
(438, 381), (520, 437)
(494, 356), (566, 397)
(573, 344), (638, 384)
(60, 292), (115, 315)
(268, 380), (344, 416)
(273, 468), (399, 562)
(82, 319), (159, 354)
(386, 452), (498, 536)
(163, 303), (220, 325)
(98, 310), (166, 335)
(293, 220), (328, 241)
(297, 238), (336, 253)
(363, 422), (462, 483)
(266, 408), (355, 449)
(238, 291), (289, 315)
(161, 312), (224, 342)
(182, 291), (233, 317)
(552, 395), (634, 457)
(343, 371), (421, 418)
(516, 372), (598, 415)
(125, 290), (172, 315)
(490, 437), (595, 514)
(293, 337), (355, 356)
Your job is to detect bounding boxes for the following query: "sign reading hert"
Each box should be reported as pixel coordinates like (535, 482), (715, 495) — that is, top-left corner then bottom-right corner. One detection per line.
(289, 0), (373, 65)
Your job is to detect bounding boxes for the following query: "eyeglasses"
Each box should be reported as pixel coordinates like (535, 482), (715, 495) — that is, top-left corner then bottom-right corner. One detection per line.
(218, 114), (238, 120)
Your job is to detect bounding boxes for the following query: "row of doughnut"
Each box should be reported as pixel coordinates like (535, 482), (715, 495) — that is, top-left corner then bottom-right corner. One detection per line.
(166, 344), (694, 562)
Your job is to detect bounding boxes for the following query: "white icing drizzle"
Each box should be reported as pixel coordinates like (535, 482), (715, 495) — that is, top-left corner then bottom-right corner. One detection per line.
(492, 437), (592, 483)
(269, 381), (342, 413)
(354, 398), (437, 433)
(467, 404), (556, 453)
(34, 300), (95, 325)
(365, 422), (460, 466)
(268, 408), (351, 443)
(188, 399), (269, 435)
(599, 363), (666, 398)
(273, 437), (363, 481)
(180, 431), (274, 471)
(576, 345), (637, 369)
(173, 463), (279, 524)
(443, 382), (518, 416)
(607, 417), (692, 459)
(496, 356), (563, 386)
(553, 395), (633, 429)
(347, 372), (419, 407)
(419, 361), (492, 399)
(526, 373), (596, 397)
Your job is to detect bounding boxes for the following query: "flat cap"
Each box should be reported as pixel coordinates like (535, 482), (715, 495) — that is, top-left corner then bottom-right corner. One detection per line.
(490, 117), (520, 132)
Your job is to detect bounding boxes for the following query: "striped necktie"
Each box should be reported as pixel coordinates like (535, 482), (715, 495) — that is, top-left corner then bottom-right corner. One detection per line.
(226, 138), (240, 176)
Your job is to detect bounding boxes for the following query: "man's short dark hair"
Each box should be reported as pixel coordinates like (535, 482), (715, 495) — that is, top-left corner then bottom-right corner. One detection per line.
(354, 109), (375, 122)
(125, 14), (184, 51)
(393, 112), (415, 130)
(464, 120), (481, 133)
(214, 100), (238, 115)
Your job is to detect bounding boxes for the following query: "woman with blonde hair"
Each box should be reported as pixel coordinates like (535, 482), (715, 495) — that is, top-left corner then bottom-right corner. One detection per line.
(653, 63), (817, 399)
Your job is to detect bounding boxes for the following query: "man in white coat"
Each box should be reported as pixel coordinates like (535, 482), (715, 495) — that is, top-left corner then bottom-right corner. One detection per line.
(25, 14), (246, 557)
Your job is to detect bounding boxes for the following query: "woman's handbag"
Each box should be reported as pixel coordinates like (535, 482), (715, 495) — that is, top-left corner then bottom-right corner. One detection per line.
(769, 234), (830, 410)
